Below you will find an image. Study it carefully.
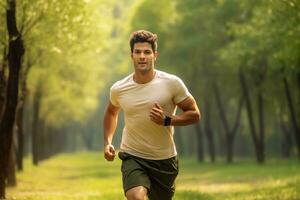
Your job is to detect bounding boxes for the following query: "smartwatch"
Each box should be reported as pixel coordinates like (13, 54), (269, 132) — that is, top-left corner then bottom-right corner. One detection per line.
(164, 116), (172, 126)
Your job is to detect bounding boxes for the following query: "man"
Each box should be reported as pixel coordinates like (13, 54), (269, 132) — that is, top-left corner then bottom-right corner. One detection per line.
(103, 30), (200, 200)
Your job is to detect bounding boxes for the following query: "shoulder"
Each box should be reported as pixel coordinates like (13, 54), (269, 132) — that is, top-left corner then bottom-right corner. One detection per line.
(156, 70), (182, 82)
(156, 70), (185, 85)
(111, 73), (133, 91)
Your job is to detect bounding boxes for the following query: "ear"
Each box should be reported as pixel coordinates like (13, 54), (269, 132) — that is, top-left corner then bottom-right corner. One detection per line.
(154, 51), (158, 60)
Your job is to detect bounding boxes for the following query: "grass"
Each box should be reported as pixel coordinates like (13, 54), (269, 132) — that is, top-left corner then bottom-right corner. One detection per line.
(6, 152), (300, 200)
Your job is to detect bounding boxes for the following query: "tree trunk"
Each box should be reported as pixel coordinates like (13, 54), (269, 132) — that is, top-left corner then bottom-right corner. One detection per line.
(283, 76), (300, 159)
(32, 87), (42, 166)
(257, 92), (265, 163)
(280, 116), (292, 158)
(229, 96), (244, 162)
(204, 99), (215, 163)
(0, 0), (24, 198)
(15, 64), (29, 170)
(239, 71), (264, 163)
(0, 46), (7, 118)
(213, 83), (230, 133)
(7, 140), (16, 187)
(23, 106), (31, 157)
(194, 123), (204, 162)
(226, 136), (234, 163)
(298, 71), (300, 130)
(39, 120), (48, 161)
(214, 82), (244, 163)
(47, 127), (54, 156)
(15, 103), (24, 171)
(213, 82), (229, 161)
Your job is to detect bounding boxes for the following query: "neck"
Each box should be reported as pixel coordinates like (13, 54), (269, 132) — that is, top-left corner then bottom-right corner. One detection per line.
(133, 69), (156, 84)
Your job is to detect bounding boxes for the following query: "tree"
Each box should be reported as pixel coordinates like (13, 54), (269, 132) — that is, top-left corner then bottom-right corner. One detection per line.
(221, 0), (300, 161)
(0, 0), (24, 198)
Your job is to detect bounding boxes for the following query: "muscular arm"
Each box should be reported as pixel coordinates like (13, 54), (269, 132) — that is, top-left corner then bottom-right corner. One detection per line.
(150, 96), (201, 126)
(103, 101), (120, 161)
(171, 96), (201, 126)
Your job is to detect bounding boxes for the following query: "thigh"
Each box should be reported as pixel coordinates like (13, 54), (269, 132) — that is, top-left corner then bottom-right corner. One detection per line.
(147, 157), (179, 200)
(119, 152), (151, 194)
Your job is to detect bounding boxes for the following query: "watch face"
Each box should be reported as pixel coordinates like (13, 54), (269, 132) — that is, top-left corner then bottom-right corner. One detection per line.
(164, 116), (171, 126)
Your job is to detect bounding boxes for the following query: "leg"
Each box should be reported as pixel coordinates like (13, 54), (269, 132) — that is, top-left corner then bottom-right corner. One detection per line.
(147, 157), (179, 200)
(119, 152), (151, 199)
(126, 186), (148, 200)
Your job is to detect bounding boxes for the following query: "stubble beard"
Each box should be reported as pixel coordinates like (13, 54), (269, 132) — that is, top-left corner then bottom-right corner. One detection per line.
(135, 62), (154, 75)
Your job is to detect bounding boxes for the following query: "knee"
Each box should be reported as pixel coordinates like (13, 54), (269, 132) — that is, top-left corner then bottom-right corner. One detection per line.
(126, 193), (145, 200)
(126, 187), (147, 200)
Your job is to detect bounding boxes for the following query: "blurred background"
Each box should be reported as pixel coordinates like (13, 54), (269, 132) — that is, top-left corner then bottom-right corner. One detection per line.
(0, 0), (299, 197)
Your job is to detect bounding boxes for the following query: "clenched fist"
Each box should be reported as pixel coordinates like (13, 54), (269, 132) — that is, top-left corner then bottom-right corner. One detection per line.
(149, 103), (165, 125)
(104, 144), (115, 161)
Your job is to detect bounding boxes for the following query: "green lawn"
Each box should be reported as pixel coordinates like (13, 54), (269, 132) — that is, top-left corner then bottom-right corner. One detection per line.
(6, 152), (300, 200)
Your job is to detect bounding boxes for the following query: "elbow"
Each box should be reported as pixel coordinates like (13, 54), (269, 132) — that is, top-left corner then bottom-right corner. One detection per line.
(194, 110), (201, 123)
(197, 112), (201, 122)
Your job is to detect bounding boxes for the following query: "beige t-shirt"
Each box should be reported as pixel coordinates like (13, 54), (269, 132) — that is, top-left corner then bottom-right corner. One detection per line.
(110, 70), (191, 160)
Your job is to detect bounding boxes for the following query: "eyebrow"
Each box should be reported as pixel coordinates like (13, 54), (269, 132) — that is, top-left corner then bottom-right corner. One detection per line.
(134, 49), (152, 52)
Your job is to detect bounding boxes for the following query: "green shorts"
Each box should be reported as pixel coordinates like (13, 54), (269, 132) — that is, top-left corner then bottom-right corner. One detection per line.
(118, 152), (179, 200)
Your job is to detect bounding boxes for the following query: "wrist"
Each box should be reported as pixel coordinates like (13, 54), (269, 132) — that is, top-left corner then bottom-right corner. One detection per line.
(164, 116), (172, 126)
(104, 140), (111, 146)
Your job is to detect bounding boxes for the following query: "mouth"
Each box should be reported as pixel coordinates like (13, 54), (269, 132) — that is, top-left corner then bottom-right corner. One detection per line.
(138, 62), (147, 65)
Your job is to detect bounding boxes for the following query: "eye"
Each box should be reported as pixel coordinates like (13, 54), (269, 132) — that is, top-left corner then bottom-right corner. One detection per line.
(134, 50), (141, 54)
(144, 50), (152, 55)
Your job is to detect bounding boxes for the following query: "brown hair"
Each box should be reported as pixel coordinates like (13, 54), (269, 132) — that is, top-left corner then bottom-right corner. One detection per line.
(129, 30), (158, 53)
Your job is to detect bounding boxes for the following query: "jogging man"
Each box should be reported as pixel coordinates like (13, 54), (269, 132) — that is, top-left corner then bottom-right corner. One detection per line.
(103, 30), (200, 200)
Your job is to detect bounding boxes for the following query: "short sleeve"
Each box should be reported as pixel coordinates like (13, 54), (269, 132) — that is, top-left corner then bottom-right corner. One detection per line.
(172, 76), (191, 104)
(110, 84), (120, 107)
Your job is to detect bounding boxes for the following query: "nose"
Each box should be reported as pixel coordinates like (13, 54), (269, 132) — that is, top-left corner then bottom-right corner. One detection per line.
(140, 52), (145, 58)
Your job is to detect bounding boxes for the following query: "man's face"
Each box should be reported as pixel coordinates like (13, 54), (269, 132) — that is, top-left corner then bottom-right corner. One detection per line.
(131, 42), (157, 73)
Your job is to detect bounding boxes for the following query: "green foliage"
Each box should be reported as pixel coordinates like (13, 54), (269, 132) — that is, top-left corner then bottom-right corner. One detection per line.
(2, 0), (298, 157)
(0, 0), (7, 60)
(128, 0), (300, 157)
(218, 0), (300, 121)
(6, 152), (300, 200)
(131, 0), (243, 96)
(18, 0), (115, 127)
(131, 0), (177, 33)
(221, 0), (300, 76)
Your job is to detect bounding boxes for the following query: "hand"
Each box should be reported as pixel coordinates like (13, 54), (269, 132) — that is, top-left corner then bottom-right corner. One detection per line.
(150, 103), (164, 125)
(104, 144), (115, 161)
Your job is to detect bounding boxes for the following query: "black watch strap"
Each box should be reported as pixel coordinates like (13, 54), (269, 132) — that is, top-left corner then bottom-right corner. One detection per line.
(164, 116), (172, 126)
